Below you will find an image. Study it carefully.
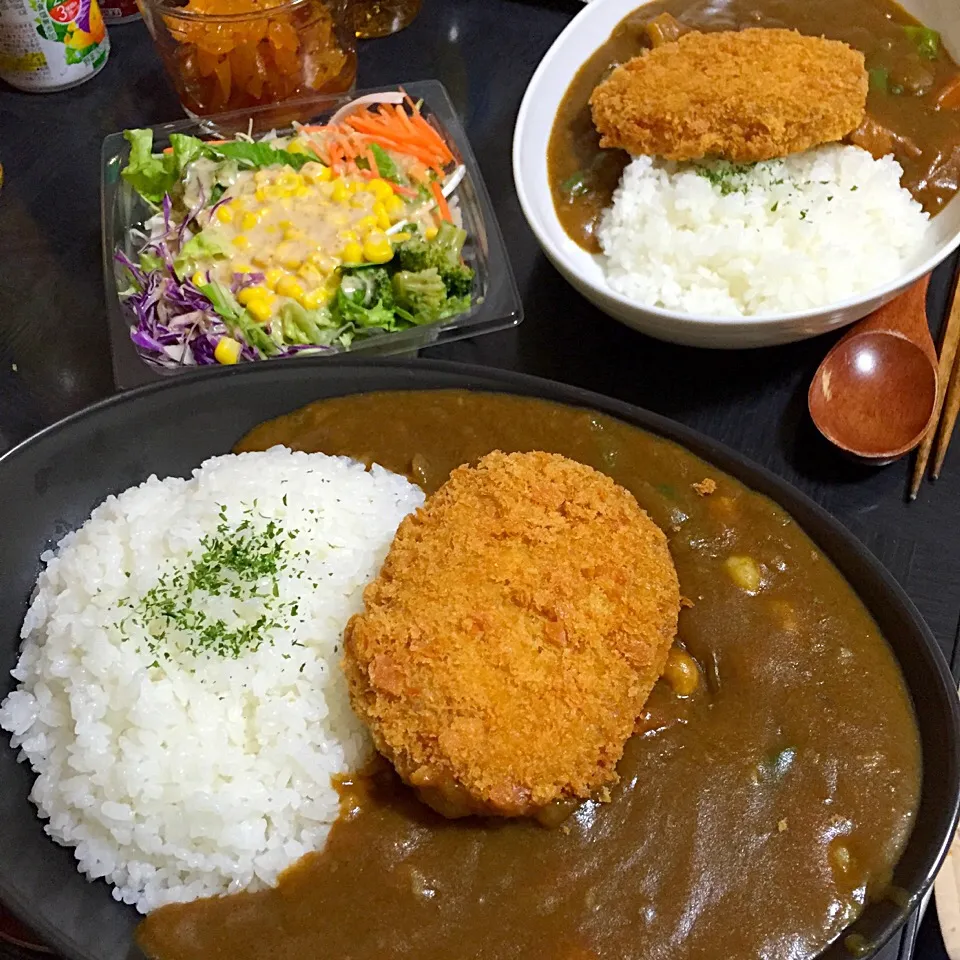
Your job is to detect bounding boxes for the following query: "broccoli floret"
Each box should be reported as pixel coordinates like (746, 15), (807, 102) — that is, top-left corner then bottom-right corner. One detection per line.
(335, 267), (397, 330)
(442, 263), (474, 298)
(371, 268), (395, 310)
(395, 238), (431, 274)
(395, 224), (473, 299)
(392, 268), (447, 323)
(433, 221), (467, 268)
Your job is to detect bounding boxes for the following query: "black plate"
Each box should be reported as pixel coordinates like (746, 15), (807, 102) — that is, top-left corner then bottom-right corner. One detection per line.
(1, 359), (958, 960)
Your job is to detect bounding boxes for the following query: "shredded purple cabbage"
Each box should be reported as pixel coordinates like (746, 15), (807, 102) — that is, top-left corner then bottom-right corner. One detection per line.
(119, 188), (347, 368)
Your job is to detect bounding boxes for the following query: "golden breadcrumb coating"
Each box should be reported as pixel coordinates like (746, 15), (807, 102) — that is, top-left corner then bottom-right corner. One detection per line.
(590, 28), (868, 162)
(343, 451), (680, 818)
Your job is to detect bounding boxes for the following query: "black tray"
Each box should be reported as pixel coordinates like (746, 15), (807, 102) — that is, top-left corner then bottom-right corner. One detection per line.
(0, 359), (957, 960)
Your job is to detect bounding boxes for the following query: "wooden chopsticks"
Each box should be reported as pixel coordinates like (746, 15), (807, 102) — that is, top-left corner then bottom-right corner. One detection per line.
(910, 256), (960, 499)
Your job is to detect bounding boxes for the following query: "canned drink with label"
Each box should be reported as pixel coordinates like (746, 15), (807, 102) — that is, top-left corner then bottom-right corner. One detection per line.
(0, 0), (109, 92)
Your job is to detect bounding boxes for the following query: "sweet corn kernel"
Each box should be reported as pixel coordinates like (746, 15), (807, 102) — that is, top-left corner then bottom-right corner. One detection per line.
(425, 225), (439, 240)
(264, 268), (284, 289)
(300, 289), (329, 310)
(339, 229), (359, 243)
(308, 252), (338, 273)
(350, 192), (369, 209)
(363, 232), (393, 264)
(237, 285), (269, 306)
(191, 271), (206, 287)
(215, 204), (234, 224)
(393, 231), (412, 243)
(373, 202), (390, 231)
(356, 215), (378, 234)
(294, 186), (311, 199)
(286, 141), (307, 155)
(284, 227), (305, 243)
(233, 263), (254, 274)
(241, 211), (260, 231)
(330, 180), (349, 204)
(370, 179), (394, 202)
(346, 180), (360, 194)
(254, 170), (271, 185)
(232, 234), (251, 250)
(303, 162), (332, 184)
(342, 241), (364, 264)
(214, 336), (243, 365)
(385, 194), (405, 219)
(276, 276), (305, 299)
(278, 172), (303, 191)
(297, 264), (323, 287)
(255, 187), (268, 203)
(251, 251), (271, 267)
(246, 298), (273, 323)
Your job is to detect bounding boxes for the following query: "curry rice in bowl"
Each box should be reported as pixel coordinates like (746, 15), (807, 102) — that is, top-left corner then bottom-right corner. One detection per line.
(513, 0), (960, 347)
(0, 361), (958, 960)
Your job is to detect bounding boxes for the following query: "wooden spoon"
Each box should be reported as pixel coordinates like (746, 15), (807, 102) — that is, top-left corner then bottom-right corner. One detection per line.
(808, 277), (939, 464)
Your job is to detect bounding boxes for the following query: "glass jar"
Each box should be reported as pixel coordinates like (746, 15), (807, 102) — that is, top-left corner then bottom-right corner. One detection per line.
(352, 0), (420, 38)
(139, 0), (356, 116)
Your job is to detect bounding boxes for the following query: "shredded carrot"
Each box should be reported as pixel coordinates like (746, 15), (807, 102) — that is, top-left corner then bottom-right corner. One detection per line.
(431, 180), (452, 222)
(391, 182), (419, 198)
(299, 124), (327, 133)
(327, 139), (344, 173)
(364, 146), (380, 178)
(334, 131), (357, 162)
(343, 102), (454, 169)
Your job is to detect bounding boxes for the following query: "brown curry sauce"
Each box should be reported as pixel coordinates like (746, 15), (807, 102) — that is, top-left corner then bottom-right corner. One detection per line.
(138, 391), (921, 960)
(548, 0), (960, 252)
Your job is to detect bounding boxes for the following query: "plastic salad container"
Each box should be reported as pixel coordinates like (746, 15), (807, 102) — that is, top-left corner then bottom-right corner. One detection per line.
(101, 80), (523, 389)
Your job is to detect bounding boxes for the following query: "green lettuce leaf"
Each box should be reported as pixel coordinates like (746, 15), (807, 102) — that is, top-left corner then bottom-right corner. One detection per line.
(139, 251), (163, 273)
(169, 133), (208, 176)
(207, 141), (320, 171)
(199, 281), (277, 357)
(121, 129), (178, 204)
(173, 229), (231, 280)
(369, 143), (401, 183)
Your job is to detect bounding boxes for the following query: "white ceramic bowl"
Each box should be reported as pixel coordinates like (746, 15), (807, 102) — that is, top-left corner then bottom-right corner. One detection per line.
(513, 0), (960, 348)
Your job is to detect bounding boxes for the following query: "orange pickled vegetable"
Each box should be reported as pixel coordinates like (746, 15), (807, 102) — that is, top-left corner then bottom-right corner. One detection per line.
(155, 0), (355, 116)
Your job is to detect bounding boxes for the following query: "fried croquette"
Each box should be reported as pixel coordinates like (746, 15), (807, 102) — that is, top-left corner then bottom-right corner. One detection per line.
(590, 28), (868, 162)
(343, 451), (681, 819)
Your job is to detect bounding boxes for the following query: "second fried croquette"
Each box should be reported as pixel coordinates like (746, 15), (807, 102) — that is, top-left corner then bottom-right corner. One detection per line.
(343, 451), (681, 819)
(590, 28), (868, 162)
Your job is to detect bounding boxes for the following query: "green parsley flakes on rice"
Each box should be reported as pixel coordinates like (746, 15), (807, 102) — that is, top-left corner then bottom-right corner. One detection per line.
(598, 144), (930, 317)
(0, 448), (425, 912)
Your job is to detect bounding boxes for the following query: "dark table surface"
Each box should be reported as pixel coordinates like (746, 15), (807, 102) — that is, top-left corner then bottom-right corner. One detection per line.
(1, 0), (960, 957)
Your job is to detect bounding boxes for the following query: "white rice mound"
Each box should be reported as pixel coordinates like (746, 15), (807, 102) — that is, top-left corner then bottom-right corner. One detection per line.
(0, 448), (424, 913)
(598, 144), (930, 317)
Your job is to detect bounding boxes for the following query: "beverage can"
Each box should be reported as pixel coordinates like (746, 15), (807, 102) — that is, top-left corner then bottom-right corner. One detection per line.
(100, 0), (138, 24)
(0, 0), (109, 92)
